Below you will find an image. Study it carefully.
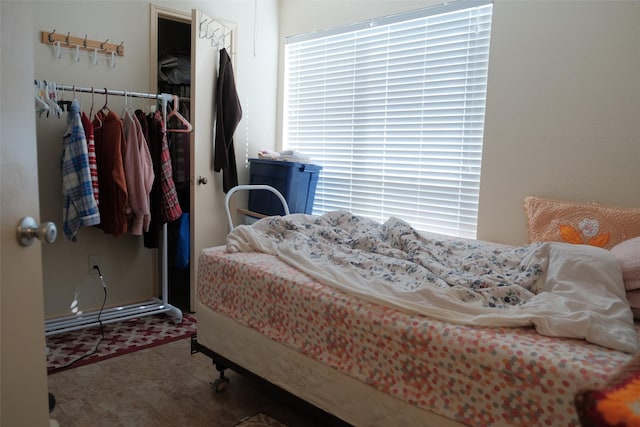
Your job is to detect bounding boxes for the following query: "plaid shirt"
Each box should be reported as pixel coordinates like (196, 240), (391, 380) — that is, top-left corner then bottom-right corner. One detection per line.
(61, 100), (100, 241)
(154, 111), (182, 223)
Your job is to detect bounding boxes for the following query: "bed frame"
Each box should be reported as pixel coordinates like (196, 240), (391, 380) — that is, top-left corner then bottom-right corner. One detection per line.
(190, 335), (350, 426)
(190, 301), (464, 427)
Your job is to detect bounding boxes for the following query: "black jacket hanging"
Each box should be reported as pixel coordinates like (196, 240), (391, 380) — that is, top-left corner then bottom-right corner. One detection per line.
(213, 47), (242, 193)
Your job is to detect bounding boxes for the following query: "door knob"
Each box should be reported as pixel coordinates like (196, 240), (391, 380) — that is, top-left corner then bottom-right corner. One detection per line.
(198, 176), (208, 185)
(17, 216), (57, 247)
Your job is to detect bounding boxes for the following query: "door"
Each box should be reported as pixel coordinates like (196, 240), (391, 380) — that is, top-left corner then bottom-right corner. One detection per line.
(190, 9), (235, 310)
(1, 2), (51, 426)
(151, 6), (236, 311)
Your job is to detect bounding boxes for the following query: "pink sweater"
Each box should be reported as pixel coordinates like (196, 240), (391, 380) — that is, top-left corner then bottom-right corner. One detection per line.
(122, 109), (155, 235)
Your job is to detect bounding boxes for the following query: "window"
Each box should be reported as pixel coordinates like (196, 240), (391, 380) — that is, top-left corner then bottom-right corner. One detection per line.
(283, 0), (493, 238)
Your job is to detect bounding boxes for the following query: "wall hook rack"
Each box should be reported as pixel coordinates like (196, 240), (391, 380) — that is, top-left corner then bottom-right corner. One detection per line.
(41, 30), (125, 56)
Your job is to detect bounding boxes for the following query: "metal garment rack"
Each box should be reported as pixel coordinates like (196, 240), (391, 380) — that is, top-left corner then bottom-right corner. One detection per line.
(44, 84), (183, 336)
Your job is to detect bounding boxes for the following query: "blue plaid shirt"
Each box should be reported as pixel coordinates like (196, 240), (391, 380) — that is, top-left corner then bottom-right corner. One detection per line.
(61, 100), (100, 241)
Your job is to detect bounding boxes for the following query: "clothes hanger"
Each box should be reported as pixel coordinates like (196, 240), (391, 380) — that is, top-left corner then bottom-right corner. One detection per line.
(100, 88), (111, 115)
(89, 87), (94, 116)
(43, 81), (63, 118)
(56, 84), (71, 113)
(122, 90), (130, 116)
(34, 80), (50, 117)
(166, 95), (192, 133)
(91, 87), (103, 129)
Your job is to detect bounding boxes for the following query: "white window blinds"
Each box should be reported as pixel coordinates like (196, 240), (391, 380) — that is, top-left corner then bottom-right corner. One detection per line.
(284, 0), (493, 238)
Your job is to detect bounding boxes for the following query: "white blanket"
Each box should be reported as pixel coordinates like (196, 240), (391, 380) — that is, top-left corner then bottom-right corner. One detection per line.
(227, 211), (637, 353)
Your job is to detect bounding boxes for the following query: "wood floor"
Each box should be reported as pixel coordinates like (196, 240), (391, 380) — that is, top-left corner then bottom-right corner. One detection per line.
(47, 337), (346, 427)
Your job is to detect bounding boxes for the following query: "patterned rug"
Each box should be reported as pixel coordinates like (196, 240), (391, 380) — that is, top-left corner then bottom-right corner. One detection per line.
(46, 313), (196, 374)
(235, 413), (288, 427)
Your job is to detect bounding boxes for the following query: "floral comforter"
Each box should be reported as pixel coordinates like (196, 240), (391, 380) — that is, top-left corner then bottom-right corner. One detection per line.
(227, 211), (637, 353)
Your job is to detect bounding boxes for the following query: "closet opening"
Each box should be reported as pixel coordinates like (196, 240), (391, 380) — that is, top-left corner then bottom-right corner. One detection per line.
(157, 15), (192, 313)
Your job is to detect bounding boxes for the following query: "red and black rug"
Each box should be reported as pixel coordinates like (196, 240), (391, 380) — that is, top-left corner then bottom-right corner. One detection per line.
(46, 313), (196, 374)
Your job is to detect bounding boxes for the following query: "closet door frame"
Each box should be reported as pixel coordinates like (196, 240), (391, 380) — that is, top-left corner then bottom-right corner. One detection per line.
(149, 4), (192, 310)
(150, 5), (237, 312)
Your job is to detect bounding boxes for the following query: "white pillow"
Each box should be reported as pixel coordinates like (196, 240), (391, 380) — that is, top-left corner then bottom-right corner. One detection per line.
(611, 237), (640, 291)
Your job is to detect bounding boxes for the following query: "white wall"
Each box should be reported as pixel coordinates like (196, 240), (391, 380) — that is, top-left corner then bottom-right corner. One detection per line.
(479, 1), (640, 244)
(33, 0), (279, 317)
(278, 0), (640, 245)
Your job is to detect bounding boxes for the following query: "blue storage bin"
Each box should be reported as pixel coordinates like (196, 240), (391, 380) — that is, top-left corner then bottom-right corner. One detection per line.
(248, 158), (322, 216)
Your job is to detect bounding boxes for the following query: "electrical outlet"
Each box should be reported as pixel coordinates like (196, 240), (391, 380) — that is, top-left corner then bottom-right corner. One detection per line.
(88, 255), (102, 274)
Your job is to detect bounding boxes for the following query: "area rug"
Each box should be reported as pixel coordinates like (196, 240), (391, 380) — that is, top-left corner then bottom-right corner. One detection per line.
(235, 413), (288, 427)
(46, 313), (196, 374)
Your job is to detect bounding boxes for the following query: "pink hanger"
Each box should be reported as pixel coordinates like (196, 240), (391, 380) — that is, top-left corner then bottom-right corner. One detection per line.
(166, 95), (192, 133)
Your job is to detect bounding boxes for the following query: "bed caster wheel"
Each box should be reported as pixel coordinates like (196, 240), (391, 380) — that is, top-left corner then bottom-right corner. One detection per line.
(212, 377), (229, 392)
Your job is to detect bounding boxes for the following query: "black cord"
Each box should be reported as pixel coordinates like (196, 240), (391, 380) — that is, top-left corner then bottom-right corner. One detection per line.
(54, 268), (107, 370)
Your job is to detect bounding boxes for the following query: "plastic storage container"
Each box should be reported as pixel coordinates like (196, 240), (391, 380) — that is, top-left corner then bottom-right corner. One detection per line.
(248, 158), (322, 216)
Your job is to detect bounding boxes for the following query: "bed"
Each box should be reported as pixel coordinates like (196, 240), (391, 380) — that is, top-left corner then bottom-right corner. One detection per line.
(192, 199), (640, 427)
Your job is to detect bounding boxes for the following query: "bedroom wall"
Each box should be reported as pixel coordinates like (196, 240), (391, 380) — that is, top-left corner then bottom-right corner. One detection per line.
(479, 1), (640, 245)
(32, 0), (279, 317)
(277, 0), (640, 245)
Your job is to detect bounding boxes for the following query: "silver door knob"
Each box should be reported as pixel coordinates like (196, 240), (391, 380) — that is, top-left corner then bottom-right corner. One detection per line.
(198, 176), (208, 185)
(17, 216), (57, 247)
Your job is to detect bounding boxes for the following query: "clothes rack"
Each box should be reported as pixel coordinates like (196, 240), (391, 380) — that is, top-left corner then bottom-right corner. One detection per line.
(44, 84), (184, 336)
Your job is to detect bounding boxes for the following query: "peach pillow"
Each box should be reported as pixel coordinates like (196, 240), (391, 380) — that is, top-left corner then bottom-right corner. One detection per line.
(524, 196), (640, 250)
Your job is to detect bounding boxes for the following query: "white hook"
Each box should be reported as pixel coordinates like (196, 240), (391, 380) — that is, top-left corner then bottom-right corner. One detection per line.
(54, 41), (61, 59)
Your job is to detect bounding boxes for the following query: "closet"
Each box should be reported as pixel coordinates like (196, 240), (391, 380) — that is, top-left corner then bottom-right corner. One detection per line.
(150, 5), (237, 312)
(158, 16), (192, 311)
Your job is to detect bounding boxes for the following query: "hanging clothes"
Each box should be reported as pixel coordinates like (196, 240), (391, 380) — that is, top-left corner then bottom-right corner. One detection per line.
(122, 109), (154, 235)
(61, 99), (100, 241)
(142, 110), (182, 248)
(168, 119), (190, 192)
(93, 108), (128, 238)
(175, 212), (190, 269)
(213, 47), (242, 193)
(80, 112), (99, 207)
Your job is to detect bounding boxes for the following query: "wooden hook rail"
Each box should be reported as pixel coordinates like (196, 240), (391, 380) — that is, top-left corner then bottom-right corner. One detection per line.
(41, 30), (125, 56)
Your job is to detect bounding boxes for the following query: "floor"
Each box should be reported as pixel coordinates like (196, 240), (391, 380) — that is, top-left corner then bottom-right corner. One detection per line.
(47, 338), (348, 427)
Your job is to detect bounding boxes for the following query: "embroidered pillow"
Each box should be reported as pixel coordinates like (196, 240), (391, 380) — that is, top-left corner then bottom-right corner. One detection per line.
(524, 196), (640, 250)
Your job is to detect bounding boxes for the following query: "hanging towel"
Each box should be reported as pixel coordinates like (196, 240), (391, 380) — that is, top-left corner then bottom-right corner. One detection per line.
(213, 47), (242, 193)
(61, 99), (100, 241)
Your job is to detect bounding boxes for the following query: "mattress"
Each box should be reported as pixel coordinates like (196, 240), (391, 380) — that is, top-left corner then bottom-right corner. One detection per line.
(197, 247), (635, 426)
